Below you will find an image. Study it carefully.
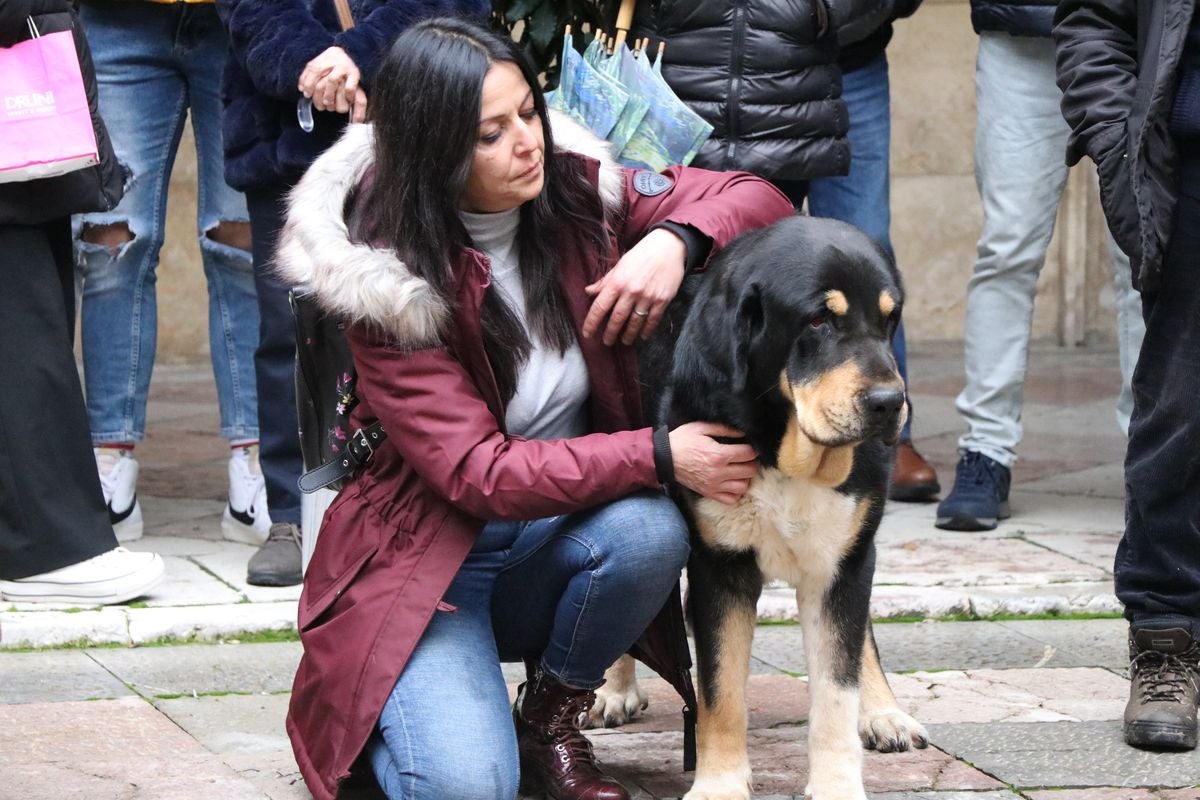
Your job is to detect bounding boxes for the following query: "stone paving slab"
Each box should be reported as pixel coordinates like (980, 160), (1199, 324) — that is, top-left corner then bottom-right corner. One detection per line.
(0, 650), (132, 704)
(926, 720), (1200, 788)
(1, 607), (130, 648)
(1026, 789), (1200, 799)
(1019, 529), (1123, 572)
(750, 621), (1076, 675)
(156, 694), (292, 754)
(871, 794), (1024, 800)
(89, 642), (302, 698)
(888, 667), (1128, 724)
(1020, 461), (1126, 500)
(0, 697), (268, 799)
(221, 751), (310, 800)
(125, 602), (297, 645)
(145, 555), (245, 607)
(966, 582), (1121, 617)
(191, 548), (304, 604)
(998, 617), (1128, 670)
(872, 534), (1109, 587)
(590, 727), (1005, 798)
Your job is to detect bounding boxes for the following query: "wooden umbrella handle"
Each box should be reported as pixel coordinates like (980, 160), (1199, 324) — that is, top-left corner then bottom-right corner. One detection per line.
(613, 0), (635, 49)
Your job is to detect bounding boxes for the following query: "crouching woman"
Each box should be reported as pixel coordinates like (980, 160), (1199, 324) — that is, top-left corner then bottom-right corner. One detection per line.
(276, 16), (794, 800)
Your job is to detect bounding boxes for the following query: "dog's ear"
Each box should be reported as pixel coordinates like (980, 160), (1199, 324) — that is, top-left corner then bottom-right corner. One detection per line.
(731, 282), (764, 393)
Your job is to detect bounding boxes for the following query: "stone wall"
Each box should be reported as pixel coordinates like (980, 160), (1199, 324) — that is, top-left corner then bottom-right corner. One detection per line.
(152, 0), (1123, 362)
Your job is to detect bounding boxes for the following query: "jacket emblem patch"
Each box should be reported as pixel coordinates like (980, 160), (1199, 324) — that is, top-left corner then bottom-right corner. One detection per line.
(633, 171), (674, 197)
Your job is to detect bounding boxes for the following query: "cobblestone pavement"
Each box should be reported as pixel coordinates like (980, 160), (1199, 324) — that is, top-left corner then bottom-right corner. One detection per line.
(4, 343), (1197, 798)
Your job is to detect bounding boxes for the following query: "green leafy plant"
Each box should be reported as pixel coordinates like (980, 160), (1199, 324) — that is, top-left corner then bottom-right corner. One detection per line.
(492, 0), (623, 88)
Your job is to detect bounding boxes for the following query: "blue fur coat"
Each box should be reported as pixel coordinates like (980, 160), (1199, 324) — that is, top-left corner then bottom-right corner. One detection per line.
(215, 0), (489, 191)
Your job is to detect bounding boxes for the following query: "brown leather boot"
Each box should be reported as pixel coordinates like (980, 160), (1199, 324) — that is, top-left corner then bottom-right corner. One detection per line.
(1125, 626), (1200, 750)
(889, 441), (941, 502)
(514, 668), (630, 800)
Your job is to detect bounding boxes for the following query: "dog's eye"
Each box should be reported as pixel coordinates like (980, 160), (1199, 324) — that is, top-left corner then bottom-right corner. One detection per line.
(809, 313), (829, 329)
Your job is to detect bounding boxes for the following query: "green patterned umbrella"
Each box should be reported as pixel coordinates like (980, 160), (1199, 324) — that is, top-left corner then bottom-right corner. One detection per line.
(549, 22), (711, 173)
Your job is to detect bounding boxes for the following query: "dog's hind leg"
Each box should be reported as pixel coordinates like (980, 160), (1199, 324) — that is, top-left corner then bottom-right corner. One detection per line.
(684, 545), (762, 800)
(797, 548), (873, 800)
(857, 623), (928, 752)
(586, 654), (648, 728)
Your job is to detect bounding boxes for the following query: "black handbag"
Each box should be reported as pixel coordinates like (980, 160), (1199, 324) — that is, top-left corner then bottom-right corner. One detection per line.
(290, 288), (386, 493)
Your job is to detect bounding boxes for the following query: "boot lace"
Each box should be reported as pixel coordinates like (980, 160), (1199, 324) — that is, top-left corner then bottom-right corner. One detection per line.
(548, 694), (599, 767)
(1131, 645), (1200, 704)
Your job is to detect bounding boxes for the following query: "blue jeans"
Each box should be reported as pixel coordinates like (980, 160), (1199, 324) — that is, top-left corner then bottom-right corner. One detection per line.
(367, 491), (690, 800)
(806, 53), (913, 441)
(74, 3), (259, 442)
(245, 185), (303, 524)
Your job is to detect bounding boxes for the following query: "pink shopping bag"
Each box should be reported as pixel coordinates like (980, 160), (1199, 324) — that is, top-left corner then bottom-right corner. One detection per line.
(0, 23), (98, 184)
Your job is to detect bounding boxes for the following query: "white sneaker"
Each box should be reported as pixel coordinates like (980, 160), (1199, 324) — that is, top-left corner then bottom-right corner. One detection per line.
(0, 547), (165, 605)
(222, 445), (271, 545)
(95, 448), (143, 542)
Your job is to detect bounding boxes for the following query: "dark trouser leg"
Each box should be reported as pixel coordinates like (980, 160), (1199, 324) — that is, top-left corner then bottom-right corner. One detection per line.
(1117, 190), (1200, 628)
(0, 221), (116, 579)
(245, 186), (302, 525)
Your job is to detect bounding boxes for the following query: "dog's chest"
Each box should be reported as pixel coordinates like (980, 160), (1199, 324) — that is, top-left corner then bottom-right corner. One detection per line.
(693, 469), (864, 586)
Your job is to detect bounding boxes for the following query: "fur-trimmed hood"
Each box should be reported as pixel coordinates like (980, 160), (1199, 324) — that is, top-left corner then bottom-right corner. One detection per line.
(275, 111), (626, 349)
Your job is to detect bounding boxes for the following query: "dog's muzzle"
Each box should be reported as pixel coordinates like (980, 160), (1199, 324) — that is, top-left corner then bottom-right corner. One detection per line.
(862, 386), (906, 445)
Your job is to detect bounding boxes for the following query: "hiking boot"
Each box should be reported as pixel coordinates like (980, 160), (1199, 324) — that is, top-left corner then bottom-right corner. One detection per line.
(889, 441), (941, 502)
(1125, 625), (1200, 750)
(246, 522), (302, 587)
(0, 547), (164, 605)
(222, 445), (271, 545)
(514, 667), (630, 800)
(934, 450), (1011, 531)
(95, 447), (143, 542)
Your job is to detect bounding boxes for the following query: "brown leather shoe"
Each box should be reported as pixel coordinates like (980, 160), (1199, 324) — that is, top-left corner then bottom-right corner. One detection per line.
(514, 668), (630, 800)
(889, 441), (941, 502)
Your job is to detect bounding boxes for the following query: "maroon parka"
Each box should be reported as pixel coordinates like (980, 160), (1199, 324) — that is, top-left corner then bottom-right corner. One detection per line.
(275, 115), (795, 800)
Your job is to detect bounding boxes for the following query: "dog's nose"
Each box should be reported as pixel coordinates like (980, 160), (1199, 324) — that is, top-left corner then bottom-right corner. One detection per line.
(864, 387), (905, 419)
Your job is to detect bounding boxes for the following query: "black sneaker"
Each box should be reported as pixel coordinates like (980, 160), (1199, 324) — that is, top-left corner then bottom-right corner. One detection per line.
(934, 451), (1011, 531)
(246, 522), (303, 587)
(1125, 626), (1200, 750)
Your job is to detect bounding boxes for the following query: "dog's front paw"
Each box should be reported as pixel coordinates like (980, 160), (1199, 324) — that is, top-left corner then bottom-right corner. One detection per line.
(803, 774), (868, 800)
(858, 707), (929, 753)
(585, 675), (648, 728)
(683, 770), (751, 800)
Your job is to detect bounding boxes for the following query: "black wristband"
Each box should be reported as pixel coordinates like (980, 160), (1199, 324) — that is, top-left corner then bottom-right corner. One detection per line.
(652, 425), (676, 487)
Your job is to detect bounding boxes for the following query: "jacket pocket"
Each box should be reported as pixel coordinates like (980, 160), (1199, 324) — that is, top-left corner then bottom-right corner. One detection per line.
(1090, 122), (1141, 266)
(299, 542), (378, 632)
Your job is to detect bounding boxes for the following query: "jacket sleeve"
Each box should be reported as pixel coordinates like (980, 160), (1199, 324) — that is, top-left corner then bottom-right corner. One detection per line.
(830, 0), (898, 48)
(348, 331), (663, 521)
(1053, 0), (1139, 166)
(0, 0), (68, 44)
(334, 0), (489, 87)
(619, 166), (795, 270)
(215, 0), (335, 100)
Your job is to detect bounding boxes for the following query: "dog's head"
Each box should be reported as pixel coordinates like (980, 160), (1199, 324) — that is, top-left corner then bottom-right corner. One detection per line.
(713, 216), (906, 477)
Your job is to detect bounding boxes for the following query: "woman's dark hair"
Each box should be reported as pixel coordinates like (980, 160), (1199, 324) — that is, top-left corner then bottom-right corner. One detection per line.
(367, 16), (603, 403)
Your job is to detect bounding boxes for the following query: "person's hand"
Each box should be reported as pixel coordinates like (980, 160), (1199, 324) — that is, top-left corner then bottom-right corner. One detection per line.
(583, 227), (687, 346)
(299, 47), (360, 114)
(668, 422), (759, 505)
(349, 86), (368, 123)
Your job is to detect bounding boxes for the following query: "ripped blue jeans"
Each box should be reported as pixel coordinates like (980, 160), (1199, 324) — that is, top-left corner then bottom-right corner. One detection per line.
(73, 3), (259, 442)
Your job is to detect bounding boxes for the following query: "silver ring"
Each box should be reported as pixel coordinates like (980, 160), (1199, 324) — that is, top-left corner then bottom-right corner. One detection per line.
(633, 309), (650, 317)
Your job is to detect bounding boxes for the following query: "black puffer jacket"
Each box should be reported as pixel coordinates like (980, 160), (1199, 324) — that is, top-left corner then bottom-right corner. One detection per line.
(1055, 0), (1193, 292)
(0, 0), (123, 225)
(632, 0), (851, 181)
(971, 0), (1057, 38)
